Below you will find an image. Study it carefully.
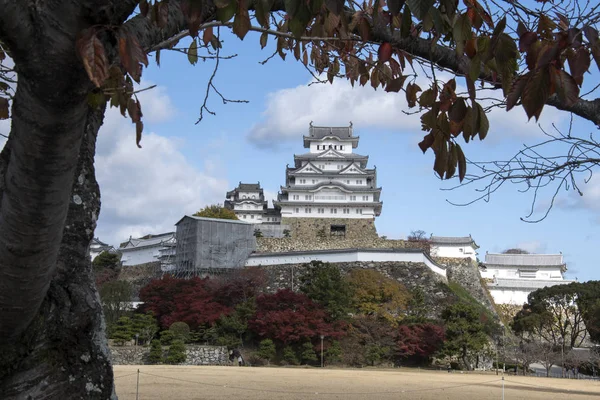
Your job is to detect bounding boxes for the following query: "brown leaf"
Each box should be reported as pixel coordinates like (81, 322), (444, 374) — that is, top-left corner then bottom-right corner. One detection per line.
(188, 39), (198, 65)
(185, 0), (204, 37)
(388, 0), (405, 16)
(521, 67), (550, 121)
(465, 38), (477, 59)
(462, 106), (473, 143)
(506, 73), (529, 111)
(556, 12), (569, 31)
(378, 42), (393, 63)
(156, 49), (161, 66)
(466, 76), (476, 101)
(406, 82), (421, 107)
(567, 47), (591, 86)
(583, 26), (598, 46)
(127, 98), (142, 123)
(449, 97), (467, 122)
(537, 14), (556, 40)
(136, 121), (143, 148)
(260, 32), (268, 49)
(456, 143), (467, 182)
(519, 31), (537, 52)
(551, 66), (580, 107)
(385, 76), (407, 92)
(233, 0), (251, 40)
(203, 27), (214, 46)
(0, 97), (8, 119)
(418, 88), (437, 107)
(418, 132), (434, 153)
(118, 31), (149, 83)
(77, 30), (110, 88)
(432, 131), (448, 179)
(475, 102), (488, 140)
(446, 142), (457, 179)
(592, 42), (600, 72)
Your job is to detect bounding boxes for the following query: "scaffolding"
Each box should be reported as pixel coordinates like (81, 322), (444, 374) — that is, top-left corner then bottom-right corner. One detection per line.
(170, 216), (257, 279)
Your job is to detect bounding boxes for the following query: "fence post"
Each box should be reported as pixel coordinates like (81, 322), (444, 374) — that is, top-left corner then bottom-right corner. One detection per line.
(136, 369), (140, 400)
(501, 376), (504, 400)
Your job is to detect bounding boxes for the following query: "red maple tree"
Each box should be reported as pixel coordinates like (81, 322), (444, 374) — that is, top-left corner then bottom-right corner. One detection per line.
(248, 289), (345, 345)
(395, 323), (445, 360)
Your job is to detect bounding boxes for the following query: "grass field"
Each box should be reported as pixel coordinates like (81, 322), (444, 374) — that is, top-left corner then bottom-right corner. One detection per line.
(114, 365), (600, 400)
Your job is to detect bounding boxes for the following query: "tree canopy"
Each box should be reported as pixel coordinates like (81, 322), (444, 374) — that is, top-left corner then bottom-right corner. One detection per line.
(193, 204), (239, 220)
(1, 0), (600, 397)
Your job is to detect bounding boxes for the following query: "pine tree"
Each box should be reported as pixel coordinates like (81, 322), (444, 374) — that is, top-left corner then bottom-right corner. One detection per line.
(148, 340), (163, 364)
(282, 346), (299, 365)
(166, 340), (187, 364)
(325, 340), (342, 365)
(301, 342), (317, 365)
(257, 339), (276, 365)
(111, 317), (134, 346)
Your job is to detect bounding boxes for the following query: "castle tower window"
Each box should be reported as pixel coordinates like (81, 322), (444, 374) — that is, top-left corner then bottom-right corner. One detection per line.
(330, 225), (346, 237)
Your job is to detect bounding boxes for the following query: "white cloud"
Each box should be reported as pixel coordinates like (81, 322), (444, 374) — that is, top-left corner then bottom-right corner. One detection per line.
(247, 75), (567, 148)
(247, 79), (422, 147)
(95, 84), (228, 246)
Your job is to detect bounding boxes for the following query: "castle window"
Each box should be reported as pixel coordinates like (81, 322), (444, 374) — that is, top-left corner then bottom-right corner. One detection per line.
(343, 208), (350, 214)
(267, 217), (270, 221)
(251, 215), (254, 219)
(295, 208), (299, 213)
(312, 179), (317, 184)
(337, 165), (342, 169)
(330, 224), (346, 237)
(356, 180), (363, 184)
(356, 209), (362, 214)
(350, 195), (356, 201)
(305, 208), (311, 213)
(346, 180), (350, 184)
(330, 208), (337, 214)
(318, 208), (324, 214)
(340, 145), (344, 150)
(329, 145), (332, 149)
(362, 195), (369, 201)
(243, 215), (247, 219)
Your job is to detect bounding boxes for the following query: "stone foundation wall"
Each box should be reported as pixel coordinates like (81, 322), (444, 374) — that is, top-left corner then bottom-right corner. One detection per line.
(109, 345), (229, 365)
(256, 237), (428, 253)
(281, 217), (378, 240)
(434, 257), (497, 313)
(258, 261), (453, 319)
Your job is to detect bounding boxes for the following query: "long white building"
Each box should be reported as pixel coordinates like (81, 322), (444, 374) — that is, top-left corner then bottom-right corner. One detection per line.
(274, 124), (382, 219)
(119, 232), (176, 267)
(430, 235), (479, 261)
(482, 253), (576, 305)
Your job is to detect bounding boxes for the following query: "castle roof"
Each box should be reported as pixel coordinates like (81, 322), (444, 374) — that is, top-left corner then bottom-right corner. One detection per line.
(489, 278), (575, 290)
(119, 232), (175, 251)
(484, 253), (564, 267)
(431, 235), (479, 248)
(226, 182), (263, 197)
(303, 125), (360, 148)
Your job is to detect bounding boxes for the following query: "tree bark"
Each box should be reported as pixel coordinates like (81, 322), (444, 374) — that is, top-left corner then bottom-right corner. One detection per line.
(0, 105), (116, 400)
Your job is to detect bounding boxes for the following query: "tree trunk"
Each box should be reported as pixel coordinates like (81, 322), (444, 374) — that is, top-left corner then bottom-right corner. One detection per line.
(0, 105), (116, 399)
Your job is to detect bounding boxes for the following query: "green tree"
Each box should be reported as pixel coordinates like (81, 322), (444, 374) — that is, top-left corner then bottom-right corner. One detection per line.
(325, 340), (342, 365)
(99, 280), (133, 330)
(92, 250), (121, 270)
(365, 343), (390, 366)
(166, 340), (187, 364)
(346, 269), (410, 324)
(257, 339), (276, 365)
(512, 282), (587, 349)
(299, 261), (353, 320)
(148, 339), (163, 364)
(405, 287), (429, 323)
(282, 346), (299, 366)
(111, 316), (134, 346)
(215, 312), (247, 349)
(160, 330), (176, 346)
(441, 303), (489, 370)
(300, 342), (317, 365)
(169, 322), (191, 343)
(2, 0), (599, 397)
(574, 281), (600, 344)
(193, 205), (238, 220)
(131, 313), (159, 345)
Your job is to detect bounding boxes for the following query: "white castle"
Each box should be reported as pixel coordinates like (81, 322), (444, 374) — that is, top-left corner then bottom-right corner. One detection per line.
(274, 123), (382, 219)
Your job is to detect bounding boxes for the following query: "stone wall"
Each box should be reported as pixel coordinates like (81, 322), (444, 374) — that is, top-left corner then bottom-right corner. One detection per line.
(281, 217), (378, 240)
(258, 261), (453, 319)
(434, 257), (497, 313)
(256, 236), (427, 253)
(109, 345), (229, 365)
(118, 262), (162, 301)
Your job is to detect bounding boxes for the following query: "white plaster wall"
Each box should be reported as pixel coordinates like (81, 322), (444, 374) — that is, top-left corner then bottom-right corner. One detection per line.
(121, 246), (160, 266)
(309, 140), (353, 153)
(237, 213), (263, 223)
(245, 250), (446, 278)
(238, 191), (261, 199)
(488, 288), (532, 305)
(480, 266), (564, 280)
(280, 205), (376, 218)
(431, 244), (477, 261)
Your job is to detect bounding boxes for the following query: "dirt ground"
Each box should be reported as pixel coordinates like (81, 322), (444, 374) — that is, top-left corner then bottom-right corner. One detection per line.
(114, 365), (600, 400)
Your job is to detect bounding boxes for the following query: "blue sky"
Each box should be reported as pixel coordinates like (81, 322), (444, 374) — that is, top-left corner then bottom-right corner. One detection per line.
(2, 28), (595, 281)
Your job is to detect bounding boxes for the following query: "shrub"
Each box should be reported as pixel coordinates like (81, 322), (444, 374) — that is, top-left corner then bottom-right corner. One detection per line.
(282, 346), (299, 365)
(325, 340), (342, 365)
(169, 321), (191, 342)
(166, 340), (187, 364)
(148, 340), (163, 364)
(257, 339), (276, 365)
(160, 330), (175, 346)
(301, 341), (317, 365)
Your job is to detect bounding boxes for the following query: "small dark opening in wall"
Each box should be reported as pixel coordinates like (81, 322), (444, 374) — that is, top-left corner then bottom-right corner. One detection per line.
(330, 224), (346, 237)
